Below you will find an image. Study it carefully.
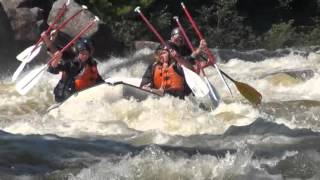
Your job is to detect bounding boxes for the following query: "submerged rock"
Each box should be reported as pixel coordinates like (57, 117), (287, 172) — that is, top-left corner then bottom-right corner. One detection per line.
(260, 69), (315, 85)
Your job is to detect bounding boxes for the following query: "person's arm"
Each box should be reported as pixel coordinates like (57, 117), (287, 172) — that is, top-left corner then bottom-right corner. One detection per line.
(50, 51), (63, 68)
(41, 31), (58, 55)
(47, 51), (64, 74)
(191, 39), (207, 59)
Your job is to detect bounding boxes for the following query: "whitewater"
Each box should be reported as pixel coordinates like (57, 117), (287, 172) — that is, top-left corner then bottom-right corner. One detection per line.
(0, 47), (320, 179)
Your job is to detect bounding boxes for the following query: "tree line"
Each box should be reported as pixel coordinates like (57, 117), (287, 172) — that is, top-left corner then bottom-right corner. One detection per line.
(76, 0), (320, 50)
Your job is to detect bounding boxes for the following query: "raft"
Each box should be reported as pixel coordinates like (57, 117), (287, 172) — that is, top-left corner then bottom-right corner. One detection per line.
(47, 77), (220, 117)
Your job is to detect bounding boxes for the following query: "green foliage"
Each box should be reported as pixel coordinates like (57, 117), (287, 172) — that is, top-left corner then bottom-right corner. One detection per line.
(87, 0), (156, 17)
(194, 0), (257, 49)
(81, 0), (320, 52)
(302, 18), (320, 46)
(306, 28), (320, 45)
(278, 0), (293, 9)
(83, 0), (160, 49)
(109, 7), (172, 49)
(263, 20), (296, 50)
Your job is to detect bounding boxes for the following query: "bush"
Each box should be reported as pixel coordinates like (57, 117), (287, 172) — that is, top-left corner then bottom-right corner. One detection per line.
(263, 20), (296, 50)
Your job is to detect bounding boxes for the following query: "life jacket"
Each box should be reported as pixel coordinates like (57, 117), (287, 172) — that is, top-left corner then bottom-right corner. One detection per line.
(74, 63), (100, 91)
(153, 63), (185, 92)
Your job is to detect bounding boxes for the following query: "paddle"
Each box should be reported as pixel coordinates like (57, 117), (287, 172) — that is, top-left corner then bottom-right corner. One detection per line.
(115, 82), (164, 96)
(134, 7), (211, 99)
(16, 16), (100, 95)
(180, 2), (233, 97)
(218, 59), (262, 105)
(16, 5), (88, 63)
(173, 16), (220, 103)
(16, 0), (72, 62)
(12, 0), (71, 82)
(16, 45), (42, 63)
(180, 2), (262, 105)
(105, 77), (165, 96)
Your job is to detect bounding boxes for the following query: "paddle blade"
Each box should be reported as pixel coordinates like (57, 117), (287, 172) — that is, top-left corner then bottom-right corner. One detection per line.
(16, 65), (48, 95)
(235, 81), (262, 105)
(182, 66), (209, 98)
(16, 44), (42, 62)
(12, 61), (28, 82)
(16, 45), (35, 61)
(203, 77), (220, 107)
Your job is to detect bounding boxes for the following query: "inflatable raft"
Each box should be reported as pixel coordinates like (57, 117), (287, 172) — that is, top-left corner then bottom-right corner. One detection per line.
(47, 77), (220, 116)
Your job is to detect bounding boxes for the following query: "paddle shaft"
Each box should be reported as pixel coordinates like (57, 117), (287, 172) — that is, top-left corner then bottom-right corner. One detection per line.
(135, 7), (213, 98)
(48, 19), (98, 65)
(179, 4), (262, 104)
(17, 5), (86, 63)
(180, 2), (233, 96)
(175, 15), (232, 91)
(109, 81), (164, 96)
(173, 16), (206, 76)
(181, 2), (216, 65)
(174, 16), (222, 102)
(55, 7), (85, 32)
(135, 7), (192, 69)
(219, 68), (262, 105)
(33, 3), (68, 52)
(16, 18), (99, 95)
(12, 2), (72, 82)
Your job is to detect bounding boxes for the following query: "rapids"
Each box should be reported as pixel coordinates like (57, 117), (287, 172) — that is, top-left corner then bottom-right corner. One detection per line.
(1, 48), (320, 179)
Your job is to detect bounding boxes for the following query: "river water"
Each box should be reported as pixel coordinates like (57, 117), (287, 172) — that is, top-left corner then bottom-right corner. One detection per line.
(0, 48), (320, 179)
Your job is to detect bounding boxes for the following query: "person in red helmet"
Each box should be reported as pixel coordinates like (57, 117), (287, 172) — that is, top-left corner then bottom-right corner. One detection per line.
(41, 32), (104, 102)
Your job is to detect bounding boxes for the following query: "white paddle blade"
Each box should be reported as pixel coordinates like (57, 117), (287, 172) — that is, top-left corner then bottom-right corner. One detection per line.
(11, 61), (27, 82)
(16, 65), (48, 95)
(204, 77), (220, 107)
(16, 44), (42, 62)
(16, 45), (35, 61)
(182, 66), (209, 98)
(12, 45), (43, 82)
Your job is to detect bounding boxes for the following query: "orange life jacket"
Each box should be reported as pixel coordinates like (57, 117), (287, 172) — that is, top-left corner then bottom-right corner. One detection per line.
(74, 64), (100, 91)
(153, 63), (184, 92)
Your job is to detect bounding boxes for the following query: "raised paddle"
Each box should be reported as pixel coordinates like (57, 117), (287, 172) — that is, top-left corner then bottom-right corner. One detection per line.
(13, 4), (89, 83)
(13, 3), (88, 83)
(173, 16), (220, 102)
(134, 7), (212, 99)
(15, 5), (89, 63)
(12, 0), (71, 82)
(180, 2), (262, 105)
(16, 16), (100, 95)
(180, 2), (233, 97)
(16, 0), (72, 62)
